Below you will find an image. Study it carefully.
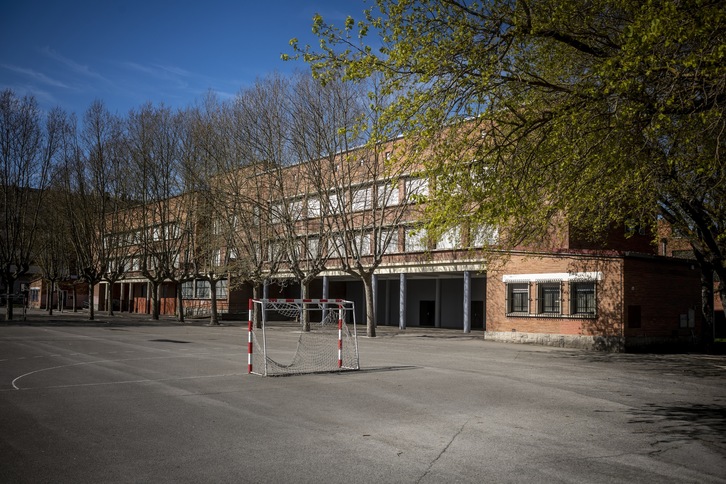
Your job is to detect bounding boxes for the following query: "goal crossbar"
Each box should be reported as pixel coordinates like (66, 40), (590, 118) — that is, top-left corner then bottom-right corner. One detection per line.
(247, 298), (360, 376)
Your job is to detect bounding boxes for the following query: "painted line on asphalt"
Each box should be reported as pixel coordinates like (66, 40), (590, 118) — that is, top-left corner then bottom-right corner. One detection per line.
(11, 372), (246, 391)
(10, 354), (240, 390)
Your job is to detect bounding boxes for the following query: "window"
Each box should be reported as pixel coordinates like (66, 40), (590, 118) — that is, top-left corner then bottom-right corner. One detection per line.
(252, 205), (261, 225)
(538, 283), (561, 315)
(211, 249), (222, 266)
(289, 199), (304, 220)
(152, 225), (163, 241)
(437, 227), (460, 250)
(571, 282), (596, 316)
(470, 225), (498, 247)
(377, 182), (399, 207)
(328, 234), (346, 257)
(271, 202), (284, 223)
(305, 237), (320, 258)
(328, 193), (344, 214)
(379, 228), (399, 254)
(195, 280), (210, 299)
(267, 240), (282, 261)
(181, 281), (194, 299)
(354, 232), (371, 256)
(165, 223), (180, 239)
(504, 272), (601, 319)
(507, 283), (529, 314)
(405, 227), (428, 252)
(406, 177), (429, 198)
(216, 279), (228, 299)
(352, 187), (372, 211)
(212, 219), (223, 235)
(307, 197), (321, 217)
(183, 279), (226, 299)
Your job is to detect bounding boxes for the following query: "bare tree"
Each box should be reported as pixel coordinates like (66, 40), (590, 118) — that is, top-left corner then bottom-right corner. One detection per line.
(288, 75), (413, 337)
(35, 186), (74, 315)
(221, 105), (281, 324)
(127, 103), (190, 320)
(181, 98), (230, 325)
(59, 100), (130, 320)
(0, 90), (63, 320)
(206, 78), (291, 325)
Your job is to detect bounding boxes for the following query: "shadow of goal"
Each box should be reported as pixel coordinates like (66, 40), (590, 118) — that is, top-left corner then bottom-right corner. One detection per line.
(247, 299), (360, 376)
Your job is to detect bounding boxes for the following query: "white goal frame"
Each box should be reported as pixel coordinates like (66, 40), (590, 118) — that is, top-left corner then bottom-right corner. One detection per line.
(247, 298), (360, 376)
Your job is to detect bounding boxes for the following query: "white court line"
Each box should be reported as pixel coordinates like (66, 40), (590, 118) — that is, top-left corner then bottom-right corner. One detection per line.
(12, 373), (246, 391)
(11, 354), (234, 390)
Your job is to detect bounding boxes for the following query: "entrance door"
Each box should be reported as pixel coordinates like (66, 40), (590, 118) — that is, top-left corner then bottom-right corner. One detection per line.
(471, 301), (484, 330)
(419, 300), (435, 326)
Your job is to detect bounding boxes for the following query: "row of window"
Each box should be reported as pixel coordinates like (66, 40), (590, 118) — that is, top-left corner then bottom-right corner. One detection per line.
(181, 279), (228, 300)
(104, 223), (182, 248)
(264, 224), (498, 260)
(506, 281), (596, 317)
(110, 223), (499, 273)
(269, 178), (427, 223)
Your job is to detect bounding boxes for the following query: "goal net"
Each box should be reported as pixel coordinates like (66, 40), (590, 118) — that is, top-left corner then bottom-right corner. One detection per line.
(247, 298), (360, 376)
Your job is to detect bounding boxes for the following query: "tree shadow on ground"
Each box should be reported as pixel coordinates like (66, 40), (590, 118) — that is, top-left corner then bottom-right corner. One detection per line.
(550, 351), (726, 378)
(629, 402), (726, 448)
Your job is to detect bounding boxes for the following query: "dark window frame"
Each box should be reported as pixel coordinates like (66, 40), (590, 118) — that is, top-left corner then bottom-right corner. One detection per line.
(506, 283), (530, 315)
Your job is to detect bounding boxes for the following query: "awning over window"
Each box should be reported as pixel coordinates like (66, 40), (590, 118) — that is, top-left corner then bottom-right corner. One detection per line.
(502, 272), (602, 283)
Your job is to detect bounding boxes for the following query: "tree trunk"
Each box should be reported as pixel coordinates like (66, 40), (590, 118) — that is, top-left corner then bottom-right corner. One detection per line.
(106, 282), (114, 316)
(47, 280), (54, 316)
(715, 264), (726, 343)
(300, 279), (310, 332)
(72, 284), (77, 312)
(253, 284), (261, 329)
(88, 283), (95, 321)
(5, 282), (14, 321)
(209, 279), (219, 326)
(176, 283), (185, 323)
(151, 282), (160, 320)
(362, 272), (376, 337)
(693, 250), (715, 348)
(701, 266), (715, 348)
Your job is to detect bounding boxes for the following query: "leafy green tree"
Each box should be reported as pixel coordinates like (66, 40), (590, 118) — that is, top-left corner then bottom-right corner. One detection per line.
(295, 0), (726, 343)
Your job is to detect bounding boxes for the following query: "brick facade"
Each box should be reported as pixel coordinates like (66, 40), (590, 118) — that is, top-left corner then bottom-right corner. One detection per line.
(485, 251), (701, 350)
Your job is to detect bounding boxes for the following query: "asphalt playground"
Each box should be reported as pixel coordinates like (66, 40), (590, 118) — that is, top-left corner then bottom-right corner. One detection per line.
(1, 310), (725, 483)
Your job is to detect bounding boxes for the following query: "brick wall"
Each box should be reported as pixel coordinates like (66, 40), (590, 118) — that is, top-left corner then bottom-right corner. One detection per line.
(622, 256), (701, 340)
(486, 253), (625, 338)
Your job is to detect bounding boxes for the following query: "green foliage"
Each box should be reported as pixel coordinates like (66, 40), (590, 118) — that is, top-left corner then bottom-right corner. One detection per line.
(296, 0), (725, 263)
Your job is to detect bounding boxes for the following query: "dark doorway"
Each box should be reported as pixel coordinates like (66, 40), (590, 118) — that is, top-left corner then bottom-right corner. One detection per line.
(471, 301), (484, 330)
(419, 300), (435, 326)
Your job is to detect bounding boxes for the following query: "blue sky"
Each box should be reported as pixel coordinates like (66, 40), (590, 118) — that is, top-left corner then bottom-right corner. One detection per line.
(0, 0), (368, 116)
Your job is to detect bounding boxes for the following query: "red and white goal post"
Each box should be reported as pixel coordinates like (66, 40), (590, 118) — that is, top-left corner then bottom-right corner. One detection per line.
(247, 298), (360, 376)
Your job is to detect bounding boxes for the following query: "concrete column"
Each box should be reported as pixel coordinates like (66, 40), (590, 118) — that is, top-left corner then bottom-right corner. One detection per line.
(263, 280), (269, 300)
(371, 273), (378, 327)
(463, 271), (471, 333)
(384, 279), (390, 326)
(399, 273), (407, 330)
(322, 275), (329, 321)
(435, 279), (441, 328)
(120, 283), (126, 312)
